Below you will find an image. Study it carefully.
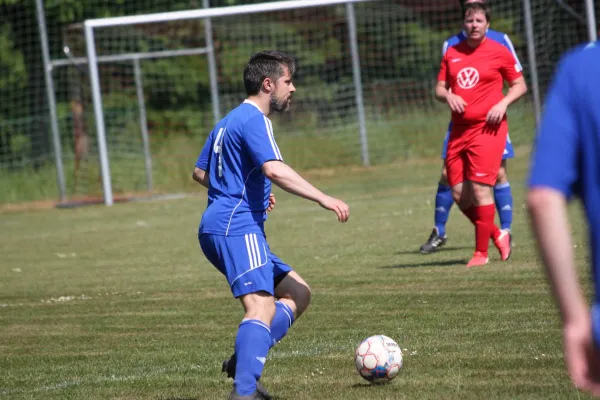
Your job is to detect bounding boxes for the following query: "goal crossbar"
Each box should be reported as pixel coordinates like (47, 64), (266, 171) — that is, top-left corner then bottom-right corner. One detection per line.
(85, 0), (380, 29)
(84, 0), (377, 206)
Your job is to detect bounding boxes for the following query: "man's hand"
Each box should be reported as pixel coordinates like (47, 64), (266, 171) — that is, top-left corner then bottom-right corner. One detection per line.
(266, 193), (276, 213)
(564, 317), (600, 396)
(487, 102), (508, 124)
(318, 195), (350, 223)
(446, 93), (467, 113)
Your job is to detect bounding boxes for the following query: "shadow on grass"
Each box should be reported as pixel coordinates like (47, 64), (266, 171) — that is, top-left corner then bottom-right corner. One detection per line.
(378, 259), (465, 268)
(394, 245), (473, 255)
(162, 397), (198, 400)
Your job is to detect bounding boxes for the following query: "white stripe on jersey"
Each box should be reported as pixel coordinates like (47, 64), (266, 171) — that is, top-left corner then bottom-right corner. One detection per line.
(225, 167), (257, 236)
(263, 115), (283, 161)
(503, 34), (523, 71)
(266, 118), (283, 161)
(442, 40), (449, 57)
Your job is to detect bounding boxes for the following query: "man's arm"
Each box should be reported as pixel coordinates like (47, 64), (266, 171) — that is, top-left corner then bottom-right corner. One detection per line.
(435, 80), (466, 113)
(192, 167), (210, 189)
(498, 77), (528, 108)
(262, 160), (349, 222)
(528, 188), (587, 325)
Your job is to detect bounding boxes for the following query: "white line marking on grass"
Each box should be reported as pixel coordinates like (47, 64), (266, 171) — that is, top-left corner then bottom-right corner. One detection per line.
(0, 366), (197, 396)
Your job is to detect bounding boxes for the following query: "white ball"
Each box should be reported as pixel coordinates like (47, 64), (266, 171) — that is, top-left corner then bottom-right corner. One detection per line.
(354, 335), (403, 382)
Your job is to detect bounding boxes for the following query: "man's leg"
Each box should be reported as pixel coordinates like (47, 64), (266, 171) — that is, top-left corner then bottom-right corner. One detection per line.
(199, 233), (276, 399)
(494, 160), (513, 232)
(420, 132), (455, 254)
(233, 292), (276, 398)
(420, 165), (453, 253)
(465, 126), (511, 267)
(223, 257), (310, 396)
(466, 181), (499, 266)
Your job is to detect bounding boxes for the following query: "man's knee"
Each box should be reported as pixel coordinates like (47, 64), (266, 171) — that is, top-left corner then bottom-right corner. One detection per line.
(451, 183), (463, 205)
(240, 291), (276, 325)
(275, 271), (311, 319)
(496, 161), (509, 184)
(471, 181), (494, 205)
(440, 164), (449, 186)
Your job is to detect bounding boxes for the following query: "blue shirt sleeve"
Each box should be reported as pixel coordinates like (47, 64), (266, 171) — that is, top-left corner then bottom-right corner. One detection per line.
(242, 114), (284, 168)
(195, 129), (214, 170)
(499, 33), (523, 73)
(528, 53), (580, 197)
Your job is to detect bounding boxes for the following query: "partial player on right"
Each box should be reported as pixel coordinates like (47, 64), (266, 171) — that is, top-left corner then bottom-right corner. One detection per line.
(528, 41), (600, 397)
(420, 0), (521, 254)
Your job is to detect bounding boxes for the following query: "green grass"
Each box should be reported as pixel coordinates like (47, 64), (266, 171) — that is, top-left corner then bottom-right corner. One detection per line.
(0, 151), (594, 399)
(0, 103), (537, 204)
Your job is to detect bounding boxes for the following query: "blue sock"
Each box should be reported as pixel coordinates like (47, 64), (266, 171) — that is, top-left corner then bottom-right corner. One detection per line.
(434, 184), (453, 237)
(494, 182), (513, 231)
(234, 319), (271, 396)
(270, 301), (295, 347)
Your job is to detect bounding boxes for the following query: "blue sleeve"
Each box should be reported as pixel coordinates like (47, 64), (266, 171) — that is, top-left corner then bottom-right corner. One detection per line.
(195, 129), (214, 170)
(242, 114), (284, 168)
(528, 53), (580, 197)
(499, 33), (523, 72)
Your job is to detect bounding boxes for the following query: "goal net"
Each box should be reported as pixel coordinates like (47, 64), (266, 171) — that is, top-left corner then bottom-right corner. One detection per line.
(46, 0), (596, 204)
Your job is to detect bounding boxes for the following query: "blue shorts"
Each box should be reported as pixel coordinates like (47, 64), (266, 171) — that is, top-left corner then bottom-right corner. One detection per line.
(199, 233), (293, 298)
(593, 304), (600, 348)
(441, 128), (515, 160)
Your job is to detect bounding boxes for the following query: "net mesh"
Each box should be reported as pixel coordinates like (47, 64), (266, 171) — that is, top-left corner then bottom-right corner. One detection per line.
(0, 0), (597, 203)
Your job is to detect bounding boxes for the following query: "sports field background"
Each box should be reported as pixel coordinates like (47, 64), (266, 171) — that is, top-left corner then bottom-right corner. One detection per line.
(0, 148), (594, 400)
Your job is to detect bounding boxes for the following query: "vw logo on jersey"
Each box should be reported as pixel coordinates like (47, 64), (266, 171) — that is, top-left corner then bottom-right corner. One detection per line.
(457, 67), (479, 89)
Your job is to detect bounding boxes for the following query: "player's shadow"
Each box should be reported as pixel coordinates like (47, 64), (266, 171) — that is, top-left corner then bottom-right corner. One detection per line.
(395, 245), (472, 255)
(350, 382), (393, 389)
(162, 397), (198, 400)
(378, 259), (465, 269)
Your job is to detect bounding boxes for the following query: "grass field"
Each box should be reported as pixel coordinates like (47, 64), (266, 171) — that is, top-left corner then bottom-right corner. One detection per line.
(0, 103), (537, 205)
(0, 149), (594, 400)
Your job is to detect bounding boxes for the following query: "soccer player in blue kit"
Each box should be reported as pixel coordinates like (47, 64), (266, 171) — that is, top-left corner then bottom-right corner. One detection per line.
(192, 51), (350, 400)
(528, 41), (600, 397)
(420, 0), (521, 254)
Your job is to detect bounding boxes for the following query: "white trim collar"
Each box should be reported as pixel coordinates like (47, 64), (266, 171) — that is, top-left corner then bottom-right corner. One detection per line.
(243, 99), (263, 114)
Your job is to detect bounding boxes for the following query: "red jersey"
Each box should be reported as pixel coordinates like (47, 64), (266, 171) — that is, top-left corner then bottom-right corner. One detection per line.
(437, 38), (523, 125)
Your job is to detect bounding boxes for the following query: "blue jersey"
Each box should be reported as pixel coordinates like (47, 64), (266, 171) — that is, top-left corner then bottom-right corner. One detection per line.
(195, 100), (283, 237)
(528, 41), (600, 300)
(442, 29), (522, 70)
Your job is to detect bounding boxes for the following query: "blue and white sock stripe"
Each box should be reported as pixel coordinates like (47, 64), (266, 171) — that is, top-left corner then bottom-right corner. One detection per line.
(276, 301), (294, 327)
(263, 116), (283, 161)
(244, 233), (267, 269)
(241, 318), (271, 333)
(495, 182), (511, 189)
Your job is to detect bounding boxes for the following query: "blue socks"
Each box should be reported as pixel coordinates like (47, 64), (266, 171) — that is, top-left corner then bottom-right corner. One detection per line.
(434, 184), (453, 237)
(234, 319), (271, 396)
(433, 182), (513, 235)
(270, 301), (295, 346)
(494, 182), (513, 231)
(233, 303), (295, 396)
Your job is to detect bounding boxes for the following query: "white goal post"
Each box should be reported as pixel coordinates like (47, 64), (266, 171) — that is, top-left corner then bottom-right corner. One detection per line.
(84, 0), (380, 206)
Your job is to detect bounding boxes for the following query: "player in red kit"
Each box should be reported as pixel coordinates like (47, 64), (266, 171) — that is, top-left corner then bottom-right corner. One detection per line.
(435, 2), (527, 267)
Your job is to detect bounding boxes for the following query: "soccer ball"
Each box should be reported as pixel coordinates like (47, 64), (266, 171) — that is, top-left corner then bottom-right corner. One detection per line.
(354, 335), (403, 382)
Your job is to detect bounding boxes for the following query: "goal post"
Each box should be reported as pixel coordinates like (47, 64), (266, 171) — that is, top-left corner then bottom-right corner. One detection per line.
(84, 0), (377, 206)
(74, 0), (598, 208)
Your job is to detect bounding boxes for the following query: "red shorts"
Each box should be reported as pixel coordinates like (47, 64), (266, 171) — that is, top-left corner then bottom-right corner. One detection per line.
(445, 121), (508, 187)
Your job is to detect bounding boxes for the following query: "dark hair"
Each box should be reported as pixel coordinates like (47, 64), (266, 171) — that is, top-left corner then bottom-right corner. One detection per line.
(243, 50), (297, 96)
(463, 2), (491, 23)
(459, 0), (486, 9)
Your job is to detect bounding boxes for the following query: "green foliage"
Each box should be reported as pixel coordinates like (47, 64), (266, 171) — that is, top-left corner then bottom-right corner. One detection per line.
(0, 26), (27, 120)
